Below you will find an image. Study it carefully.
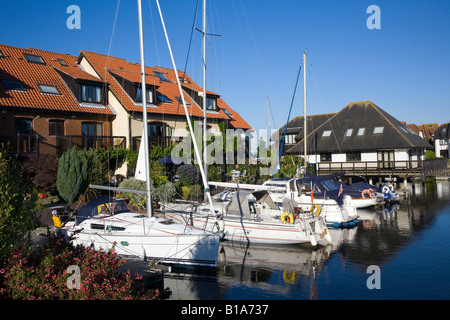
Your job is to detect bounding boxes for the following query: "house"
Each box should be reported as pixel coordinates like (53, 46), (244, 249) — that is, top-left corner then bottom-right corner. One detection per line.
(77, 50), (252, 151)
(420, 123), (439, 143)
(434, 123), (450, 158)
(285, 101), (433, 175)
(0, 43), (252, 158)
(276, 113), (336, 155)
(0, 44), (117, 155)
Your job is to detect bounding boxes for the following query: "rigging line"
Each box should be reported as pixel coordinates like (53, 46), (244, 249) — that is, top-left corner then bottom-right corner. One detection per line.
(308, 58), (342, 154)
(273, 61), (303, 178)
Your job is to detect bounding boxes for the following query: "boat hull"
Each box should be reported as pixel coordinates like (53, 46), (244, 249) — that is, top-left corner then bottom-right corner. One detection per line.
(164, 203), (331, 246)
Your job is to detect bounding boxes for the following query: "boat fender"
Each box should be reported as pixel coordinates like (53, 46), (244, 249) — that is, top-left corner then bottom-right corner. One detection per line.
(281, 212), (294, 224)
(52, 216), (62, 228)
(138, 246), (146, 260)
(309, 204), (321, 217)
(361, 189), (372, 198)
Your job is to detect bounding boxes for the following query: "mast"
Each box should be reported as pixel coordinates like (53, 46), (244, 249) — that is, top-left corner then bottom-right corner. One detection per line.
(137, 0), (152, 216)
(303, 51), (307, 174)
(202, 0), (208, 196)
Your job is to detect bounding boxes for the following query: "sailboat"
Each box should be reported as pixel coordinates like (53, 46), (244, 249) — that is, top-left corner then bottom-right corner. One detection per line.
(160, 9), (331, 245)
(57, 0), (220, 269)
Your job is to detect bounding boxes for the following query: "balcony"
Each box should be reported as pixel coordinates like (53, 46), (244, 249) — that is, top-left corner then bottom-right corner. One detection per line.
(0, 134), (126, 155)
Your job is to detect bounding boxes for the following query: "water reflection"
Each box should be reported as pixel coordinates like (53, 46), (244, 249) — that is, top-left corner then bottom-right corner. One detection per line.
(161, 182), (450, 299)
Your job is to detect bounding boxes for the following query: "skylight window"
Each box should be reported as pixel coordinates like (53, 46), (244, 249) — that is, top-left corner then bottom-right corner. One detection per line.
(175, 96), (190, 106)
(23, 53), (45, 64)
(156, 92), (172, 103)
(357, 128), (365, 136)
(223, 109), (233, 117)
(153, 71), (170, 82)
(373, 126), (384, 134)
(345, 129), (353, 137)
(322, 130), (332, 137)
(38, 84), (60, 95)
(57, 59), (68, 66)
(1, 79), (25, 91)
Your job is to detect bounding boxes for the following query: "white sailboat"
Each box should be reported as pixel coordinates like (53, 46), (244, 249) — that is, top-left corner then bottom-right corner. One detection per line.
(57, 0), (220, 269)
(160, 3), (331, 246)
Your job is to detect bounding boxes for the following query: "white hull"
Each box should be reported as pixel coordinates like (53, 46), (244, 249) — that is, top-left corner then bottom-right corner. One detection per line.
(61, 213), (219, 268)
(163, 203), (331, 246)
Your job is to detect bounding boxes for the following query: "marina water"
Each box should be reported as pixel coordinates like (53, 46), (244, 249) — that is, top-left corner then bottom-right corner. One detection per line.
(152, 182), (450, 300)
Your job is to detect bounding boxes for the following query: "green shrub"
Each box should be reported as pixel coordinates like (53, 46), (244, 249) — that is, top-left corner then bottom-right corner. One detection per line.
(0, 151), (37, 261)
(181, 186), (190, 200)
(56, 147), (102, 204)
(117, 178), (151, 209)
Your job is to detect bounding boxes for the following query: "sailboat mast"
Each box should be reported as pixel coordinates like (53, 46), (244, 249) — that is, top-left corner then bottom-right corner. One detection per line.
(303, 51), (307, 173)
(202, 0), (208, 190)
(137, 0), (152, 216)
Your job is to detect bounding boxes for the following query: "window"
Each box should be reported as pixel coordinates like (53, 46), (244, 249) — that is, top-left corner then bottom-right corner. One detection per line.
(373, 126), (384, 134)
(82, 122), (102, 136)
(285, 134), (296, 144)
(357, 128), (365, 136)
(156, 92), (172, 103)
(57, 59), (68, 66)
(38, 84), (60, 95)
(49, 120), (64, 136)
(23, 53), (45, 64)
(153, 71), (170, 82)
(15, 118), (33, 134)
(1, 80), (25, 91)
(345, 129), (353, 137)
(175, 96), (191, 106)
(223, 109), (233, 117)
(322, 130), (332, 137)
(148, 121), (173, 147)
(320, 153), (331, 161)
(206, 96), (217, 111)
(0, 49), (4, 58)
(136, 86), (153, 104)
(346, 152), (361, 161)
(81, 84), (102, 103)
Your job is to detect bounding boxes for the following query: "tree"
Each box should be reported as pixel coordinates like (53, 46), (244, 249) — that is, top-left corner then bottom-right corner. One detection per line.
(56, 147), (102, 204)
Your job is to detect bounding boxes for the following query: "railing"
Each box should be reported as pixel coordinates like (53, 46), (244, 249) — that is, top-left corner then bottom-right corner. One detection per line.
(0, 134), (126, 155)
(316, 158), (448, 177)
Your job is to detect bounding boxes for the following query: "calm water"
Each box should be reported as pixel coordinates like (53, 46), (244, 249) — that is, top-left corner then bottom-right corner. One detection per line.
(161, 181), (450, 300)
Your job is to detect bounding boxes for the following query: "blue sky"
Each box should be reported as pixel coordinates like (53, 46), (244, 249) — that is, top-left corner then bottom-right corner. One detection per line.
(1, 0), (449, 132)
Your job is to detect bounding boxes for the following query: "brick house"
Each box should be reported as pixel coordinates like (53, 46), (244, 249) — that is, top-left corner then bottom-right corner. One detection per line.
(0, 44), (117, 155)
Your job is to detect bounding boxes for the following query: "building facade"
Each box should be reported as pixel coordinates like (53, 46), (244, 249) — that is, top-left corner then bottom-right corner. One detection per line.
(284, 101), (433, 175)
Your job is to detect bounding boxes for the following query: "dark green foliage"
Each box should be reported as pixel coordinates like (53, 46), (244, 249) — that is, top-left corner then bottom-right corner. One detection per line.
(56, 147), (102, 204)
(0, 151), (37, 261)
(177, 164), (200, 186)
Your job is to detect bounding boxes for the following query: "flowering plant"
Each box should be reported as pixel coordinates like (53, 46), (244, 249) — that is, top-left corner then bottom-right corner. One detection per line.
(0, 232), (162, 300)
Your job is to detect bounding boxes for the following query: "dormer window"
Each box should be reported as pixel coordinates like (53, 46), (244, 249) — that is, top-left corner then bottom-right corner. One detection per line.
(23, 53), (45, 65)
(136, 86), (153, 104)
(81, 84), (102, 103)
(153, 71), (170, 82)
(206, 96), (217, 111)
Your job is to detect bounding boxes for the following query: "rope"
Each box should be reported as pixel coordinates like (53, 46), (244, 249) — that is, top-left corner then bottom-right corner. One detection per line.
(274, 60), (303, 178)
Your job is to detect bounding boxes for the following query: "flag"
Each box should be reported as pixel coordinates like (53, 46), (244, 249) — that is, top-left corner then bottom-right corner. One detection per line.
(338, 183), (343, 197)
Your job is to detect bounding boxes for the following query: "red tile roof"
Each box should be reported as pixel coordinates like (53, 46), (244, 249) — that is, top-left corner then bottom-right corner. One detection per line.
(80, 50), (252, 130)
(0, 44), (113, 115)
